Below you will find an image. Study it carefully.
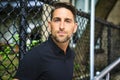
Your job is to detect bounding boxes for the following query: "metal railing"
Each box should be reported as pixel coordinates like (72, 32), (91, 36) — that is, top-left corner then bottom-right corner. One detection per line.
(94, 57), (120, 80)
(0, 0), (120, 80)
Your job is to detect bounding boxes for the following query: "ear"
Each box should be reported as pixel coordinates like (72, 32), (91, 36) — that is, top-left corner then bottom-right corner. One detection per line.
(48, 21), (51, 33)
(73, 23), (78, 33)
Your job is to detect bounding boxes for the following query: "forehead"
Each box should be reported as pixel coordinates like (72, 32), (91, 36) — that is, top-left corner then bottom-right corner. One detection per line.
(52, 8), (74, 19)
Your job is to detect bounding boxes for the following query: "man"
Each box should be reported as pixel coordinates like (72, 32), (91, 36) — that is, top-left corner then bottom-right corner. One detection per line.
(14, 2), (77, 80)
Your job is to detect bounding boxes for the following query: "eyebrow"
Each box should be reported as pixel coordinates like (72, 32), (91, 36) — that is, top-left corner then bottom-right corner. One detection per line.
(52, 17), (60, 20)
(52, 17), (73, 21)
(65, 18), (72, 21)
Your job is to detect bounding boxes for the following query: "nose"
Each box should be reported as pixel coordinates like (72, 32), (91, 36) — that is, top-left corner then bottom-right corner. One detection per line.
(59, 21), (65, 30)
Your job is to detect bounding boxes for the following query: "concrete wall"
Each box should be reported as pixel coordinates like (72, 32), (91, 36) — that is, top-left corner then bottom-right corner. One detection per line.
(107, 0), (120, 25)
(59, 0), (70, 2)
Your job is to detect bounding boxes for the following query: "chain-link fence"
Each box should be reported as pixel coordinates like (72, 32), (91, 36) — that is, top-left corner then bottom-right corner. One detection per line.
(0, 0), (120, 80)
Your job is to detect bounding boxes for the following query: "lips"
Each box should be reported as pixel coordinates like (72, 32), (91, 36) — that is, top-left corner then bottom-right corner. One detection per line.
(57, 31), (66, 36)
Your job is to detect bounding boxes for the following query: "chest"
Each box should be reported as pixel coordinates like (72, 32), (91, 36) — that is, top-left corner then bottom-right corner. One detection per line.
(40, 54), (74, 80)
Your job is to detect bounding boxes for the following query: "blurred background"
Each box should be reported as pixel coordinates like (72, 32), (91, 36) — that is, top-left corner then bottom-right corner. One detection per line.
(0, 0), (120, 80)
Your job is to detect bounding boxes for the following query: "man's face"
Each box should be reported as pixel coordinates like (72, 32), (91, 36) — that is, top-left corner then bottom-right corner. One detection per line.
(48, 8), (77, 43)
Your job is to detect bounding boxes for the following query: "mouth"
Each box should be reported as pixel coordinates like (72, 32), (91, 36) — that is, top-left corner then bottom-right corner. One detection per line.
(58, 31), (66, 36)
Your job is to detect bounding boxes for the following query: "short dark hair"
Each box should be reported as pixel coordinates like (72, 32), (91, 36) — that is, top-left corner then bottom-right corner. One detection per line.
(51, 2), (77, 21)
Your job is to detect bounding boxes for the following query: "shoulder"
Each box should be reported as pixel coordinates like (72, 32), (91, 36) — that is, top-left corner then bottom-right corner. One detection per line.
(30, 42), (47, 52)
(30, 41), (50, 54)
(19, 41), (50, 65)
(23, 41), (50, 59)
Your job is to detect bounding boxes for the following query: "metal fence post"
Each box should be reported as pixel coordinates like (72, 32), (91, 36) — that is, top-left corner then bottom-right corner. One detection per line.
(19, 0), (27, 60)
(107, 26), (111, 64)
(90, 0), (95, 79)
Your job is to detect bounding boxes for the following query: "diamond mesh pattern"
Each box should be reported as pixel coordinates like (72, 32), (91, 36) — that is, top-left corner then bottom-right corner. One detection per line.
(0, 0), (120, 80)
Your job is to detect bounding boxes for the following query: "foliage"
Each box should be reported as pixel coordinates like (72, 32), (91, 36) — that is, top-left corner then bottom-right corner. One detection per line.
(27, 40), (41, 49)
(0, 44), (12, 59)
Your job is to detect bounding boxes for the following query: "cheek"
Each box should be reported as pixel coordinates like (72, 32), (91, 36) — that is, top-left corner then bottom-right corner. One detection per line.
(70, 27), (75, 32)
(51, 24), (60, 31)
(51, 26), (57, 33)
(68, 28), (75, 35)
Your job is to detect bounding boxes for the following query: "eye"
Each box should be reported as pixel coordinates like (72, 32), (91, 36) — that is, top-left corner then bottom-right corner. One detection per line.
(65, 19), (71, 23)
(52, 18), (60, 22)
(66, 20), (70, 23)
(54, 19), (60, 22)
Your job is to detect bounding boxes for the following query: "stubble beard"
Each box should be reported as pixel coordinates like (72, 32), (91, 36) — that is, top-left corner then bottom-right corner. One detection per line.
(51, 34), (70, 43)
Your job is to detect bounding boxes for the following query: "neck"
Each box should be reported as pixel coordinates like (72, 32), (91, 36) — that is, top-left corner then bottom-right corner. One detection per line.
(57, 42), (69, 53)
(53, 39), (69, 54)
